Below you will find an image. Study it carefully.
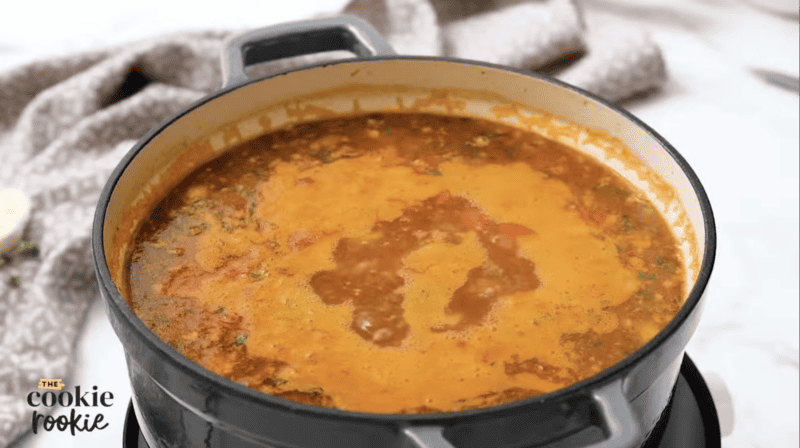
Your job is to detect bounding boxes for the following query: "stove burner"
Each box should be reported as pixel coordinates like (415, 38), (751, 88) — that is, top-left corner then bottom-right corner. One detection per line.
(123, 354), (721, 448)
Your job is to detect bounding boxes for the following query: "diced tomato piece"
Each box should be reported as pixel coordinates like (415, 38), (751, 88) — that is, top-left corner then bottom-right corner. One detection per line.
(497, 223), (535, 237)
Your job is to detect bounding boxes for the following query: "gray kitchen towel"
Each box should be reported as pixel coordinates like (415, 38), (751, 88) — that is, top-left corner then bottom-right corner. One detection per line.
(0, 1), (665, 445)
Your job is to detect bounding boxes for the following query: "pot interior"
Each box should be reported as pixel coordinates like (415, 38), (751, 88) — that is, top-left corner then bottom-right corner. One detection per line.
(103, 59), (706, 306)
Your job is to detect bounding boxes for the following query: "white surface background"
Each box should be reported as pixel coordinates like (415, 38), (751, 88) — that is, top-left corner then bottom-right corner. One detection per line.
(1, 0), (797, 447)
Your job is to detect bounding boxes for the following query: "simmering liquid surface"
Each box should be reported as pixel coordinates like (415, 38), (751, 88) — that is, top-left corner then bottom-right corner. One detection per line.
(126, 113), (685, 413)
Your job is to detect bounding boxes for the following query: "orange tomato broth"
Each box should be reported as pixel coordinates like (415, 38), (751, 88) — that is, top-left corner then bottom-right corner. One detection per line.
(125, 112), (684, 413)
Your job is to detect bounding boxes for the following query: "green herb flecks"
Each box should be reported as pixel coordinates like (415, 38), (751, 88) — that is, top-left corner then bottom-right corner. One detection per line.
(593, 184), (630, 198)
(0, 241), (40, 265)
(621, 216), (635, 233)
(314, 147), (335, 164)
(7, 276), (20, 288)
(235, 333), (249, 345)
(634, 289), (653, 299)
(427, 170), (443, 176)
(249, 269), (269, 281)
(638, 272), (657, 280)
(16, 241), (39, 257)
(656, 255), (678, 273)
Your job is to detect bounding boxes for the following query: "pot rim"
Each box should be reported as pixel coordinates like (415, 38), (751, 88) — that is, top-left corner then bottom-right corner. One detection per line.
(92, 54), (717, 424)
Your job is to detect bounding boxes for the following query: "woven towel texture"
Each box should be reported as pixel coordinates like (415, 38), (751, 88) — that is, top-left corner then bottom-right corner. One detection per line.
(0, 1), (665, 446)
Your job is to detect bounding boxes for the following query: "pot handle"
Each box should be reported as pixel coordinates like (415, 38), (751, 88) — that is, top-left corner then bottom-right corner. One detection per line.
(221, 15), (396, 88)
(401, 427), (456, 448)
(401, 380), (641, 448)
(581, 379), (642, 448)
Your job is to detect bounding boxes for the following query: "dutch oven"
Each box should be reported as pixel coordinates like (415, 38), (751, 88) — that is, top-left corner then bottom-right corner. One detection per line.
(92, 16), (716, 448)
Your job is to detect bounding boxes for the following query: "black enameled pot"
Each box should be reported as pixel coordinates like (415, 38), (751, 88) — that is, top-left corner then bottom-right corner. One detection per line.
(92, 16), (716, 448)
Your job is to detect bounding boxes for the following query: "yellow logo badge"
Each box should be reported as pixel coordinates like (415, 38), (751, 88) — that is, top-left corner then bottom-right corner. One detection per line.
(37, 379), (65, 390)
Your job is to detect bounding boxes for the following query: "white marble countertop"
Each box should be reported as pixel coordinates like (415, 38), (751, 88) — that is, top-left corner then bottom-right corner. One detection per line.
(2, 1), (797, 447)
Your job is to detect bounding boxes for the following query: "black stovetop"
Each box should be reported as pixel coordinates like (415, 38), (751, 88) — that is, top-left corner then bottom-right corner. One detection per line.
(123, 354), (721, 448)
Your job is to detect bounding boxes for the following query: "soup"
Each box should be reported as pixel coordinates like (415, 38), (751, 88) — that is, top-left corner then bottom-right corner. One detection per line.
(125, 112), (685, 414)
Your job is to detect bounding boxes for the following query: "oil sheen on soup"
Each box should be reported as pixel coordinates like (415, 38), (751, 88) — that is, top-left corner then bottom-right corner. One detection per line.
(126, 112), (685, 414)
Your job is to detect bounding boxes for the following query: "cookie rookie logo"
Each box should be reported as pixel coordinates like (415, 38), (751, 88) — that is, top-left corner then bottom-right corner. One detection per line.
(27, 379), (113, 435)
